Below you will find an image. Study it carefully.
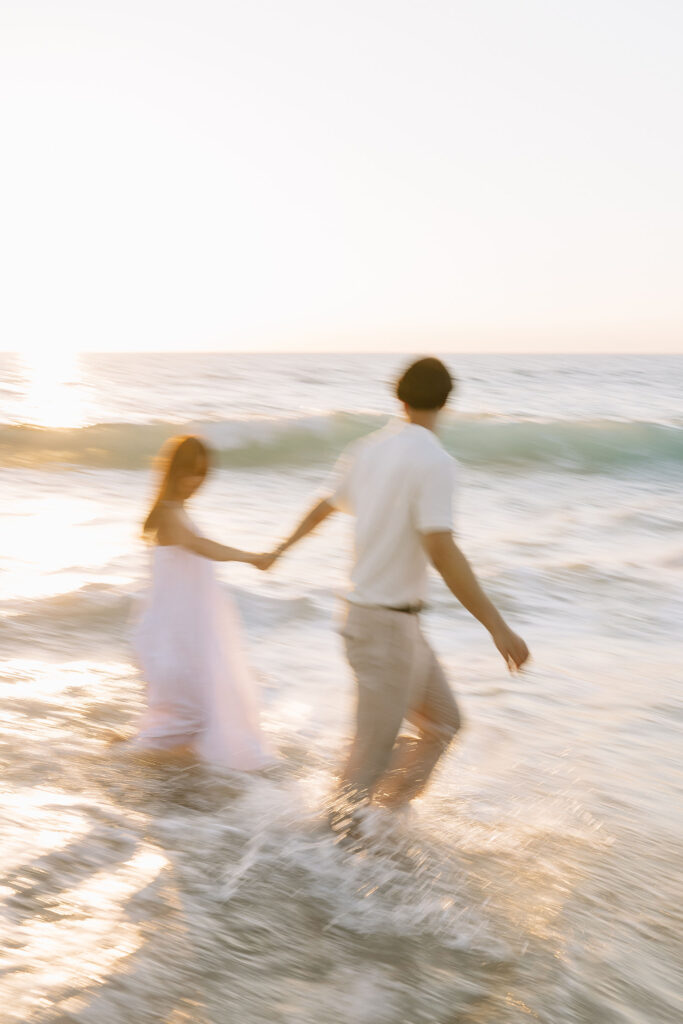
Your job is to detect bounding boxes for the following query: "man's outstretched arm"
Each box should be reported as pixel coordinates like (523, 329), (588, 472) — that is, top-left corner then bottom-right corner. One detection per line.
(267, 498), (337, 565)
(423, 531), (529, 670)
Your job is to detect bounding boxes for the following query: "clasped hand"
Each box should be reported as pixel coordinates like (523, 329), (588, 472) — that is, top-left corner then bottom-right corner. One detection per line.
(251, 545), (286, 572)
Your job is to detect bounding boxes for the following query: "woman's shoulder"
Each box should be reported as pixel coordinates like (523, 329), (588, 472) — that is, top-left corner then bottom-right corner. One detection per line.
(155, 502), (190, 545)
(158, 500), (190, 517)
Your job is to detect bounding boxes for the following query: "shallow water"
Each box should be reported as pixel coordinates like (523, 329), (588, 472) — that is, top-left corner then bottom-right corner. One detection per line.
(1, 353), (682, 1022)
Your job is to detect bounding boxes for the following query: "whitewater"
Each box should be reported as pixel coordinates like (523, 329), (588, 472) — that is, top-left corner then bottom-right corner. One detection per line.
(1, 352), (681, 1023)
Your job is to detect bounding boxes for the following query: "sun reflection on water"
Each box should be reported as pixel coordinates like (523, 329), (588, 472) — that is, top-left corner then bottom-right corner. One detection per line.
(19, 349), (89, 428)
(0, 492), (133, 603)
(1, 812), (168, 1019)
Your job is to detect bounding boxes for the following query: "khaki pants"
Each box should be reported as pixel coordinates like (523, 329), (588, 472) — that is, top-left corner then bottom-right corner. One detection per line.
(340, 603), (462, 805)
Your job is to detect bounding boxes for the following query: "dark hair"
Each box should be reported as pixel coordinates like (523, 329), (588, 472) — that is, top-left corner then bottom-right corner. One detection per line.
(396, 357), (454, 410)
(143, 435), (210, 536)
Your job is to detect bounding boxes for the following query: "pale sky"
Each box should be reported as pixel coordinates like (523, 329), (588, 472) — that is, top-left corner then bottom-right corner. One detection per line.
(1, 0), (682, 353)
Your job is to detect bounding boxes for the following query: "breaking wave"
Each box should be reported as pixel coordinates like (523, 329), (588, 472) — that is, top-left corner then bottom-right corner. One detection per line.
(0, 413), (681, 472)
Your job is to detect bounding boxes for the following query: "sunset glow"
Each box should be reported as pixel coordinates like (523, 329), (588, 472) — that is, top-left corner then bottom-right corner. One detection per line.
(2, 1), (682, 355)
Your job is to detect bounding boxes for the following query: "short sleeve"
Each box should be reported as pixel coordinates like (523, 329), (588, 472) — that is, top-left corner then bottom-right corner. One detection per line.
(324, 448), (355, 514)
(415, 456), (457, 533)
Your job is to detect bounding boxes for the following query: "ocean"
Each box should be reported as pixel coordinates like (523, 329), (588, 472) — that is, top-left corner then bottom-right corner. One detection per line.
(0, 352), (681, 1024)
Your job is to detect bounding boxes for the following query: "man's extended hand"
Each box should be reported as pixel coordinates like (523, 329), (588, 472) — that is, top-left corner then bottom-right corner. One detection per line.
(253, 498), (336, 572)
(491, 625), (529, 671)
(252, 551), (280, 571)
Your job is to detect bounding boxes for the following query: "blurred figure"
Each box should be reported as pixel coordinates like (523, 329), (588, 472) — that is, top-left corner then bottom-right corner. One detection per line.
(269, 357), (529, 816)
(133, 435), (272, 769)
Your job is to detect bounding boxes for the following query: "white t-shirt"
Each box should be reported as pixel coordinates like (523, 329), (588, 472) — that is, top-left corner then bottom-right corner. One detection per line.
(327, 420), (458, 606)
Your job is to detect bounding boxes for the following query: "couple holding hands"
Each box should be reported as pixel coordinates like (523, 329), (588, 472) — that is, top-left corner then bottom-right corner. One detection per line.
(133, 357), (529, 824)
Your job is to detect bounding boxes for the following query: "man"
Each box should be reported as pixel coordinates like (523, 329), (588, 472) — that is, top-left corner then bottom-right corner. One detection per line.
(270, 357), (529, 813)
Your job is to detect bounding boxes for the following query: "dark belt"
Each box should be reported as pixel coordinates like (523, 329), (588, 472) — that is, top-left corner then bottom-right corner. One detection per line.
(382, 602), (424, 615)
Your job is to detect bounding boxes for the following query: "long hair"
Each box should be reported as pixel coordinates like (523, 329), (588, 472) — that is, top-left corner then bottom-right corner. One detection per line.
(143, 435), (210, 537)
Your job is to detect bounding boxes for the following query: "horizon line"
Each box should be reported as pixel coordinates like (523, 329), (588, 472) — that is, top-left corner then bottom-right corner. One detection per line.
(3, 349), (682, 357)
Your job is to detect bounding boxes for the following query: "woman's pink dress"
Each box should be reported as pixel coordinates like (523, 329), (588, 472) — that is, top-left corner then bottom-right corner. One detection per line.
(132, 510), (271, 770)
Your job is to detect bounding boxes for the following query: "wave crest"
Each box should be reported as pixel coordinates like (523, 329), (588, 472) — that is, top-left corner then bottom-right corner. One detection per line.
(0, 414), (681, 472)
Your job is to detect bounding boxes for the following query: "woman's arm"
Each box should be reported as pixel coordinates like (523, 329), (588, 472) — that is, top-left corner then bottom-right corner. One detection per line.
(160, 507), (267, 566)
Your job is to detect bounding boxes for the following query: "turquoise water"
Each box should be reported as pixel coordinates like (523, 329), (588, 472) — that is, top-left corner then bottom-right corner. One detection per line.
(0, 353), (681, 1023)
